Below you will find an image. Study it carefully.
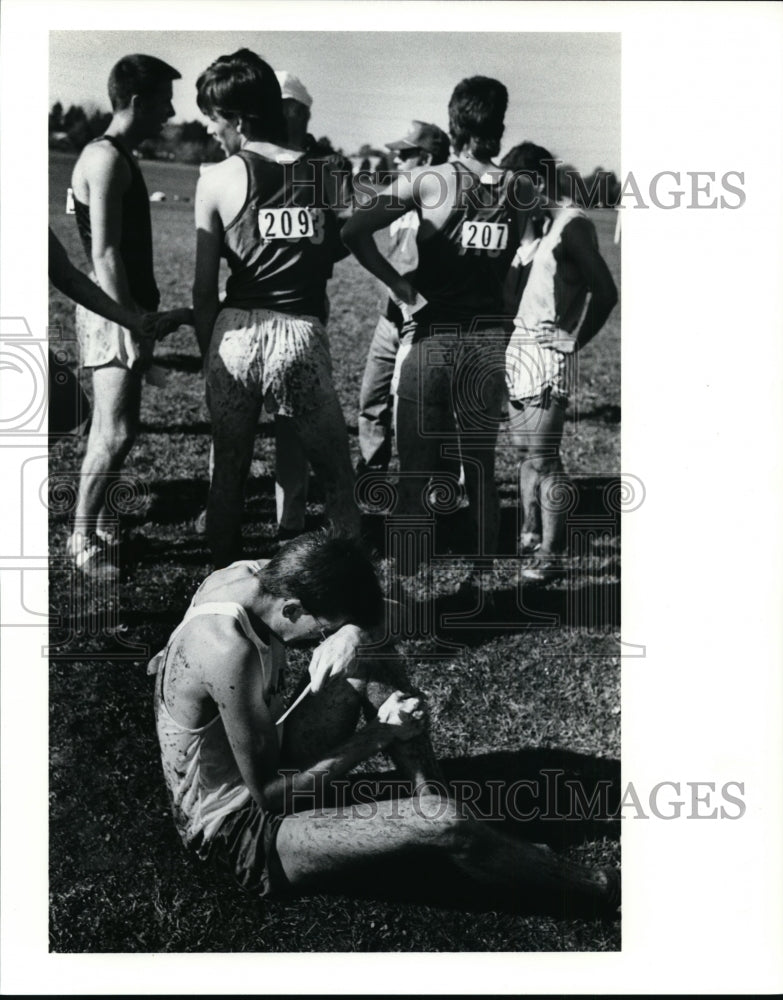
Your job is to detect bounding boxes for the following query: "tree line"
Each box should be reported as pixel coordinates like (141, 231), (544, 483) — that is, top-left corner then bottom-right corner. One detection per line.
(49, 102), (620, 207)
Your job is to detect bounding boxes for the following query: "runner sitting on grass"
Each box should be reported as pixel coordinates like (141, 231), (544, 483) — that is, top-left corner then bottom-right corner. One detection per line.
(150, 529), (619, 912)
(501, 142), (618, 582)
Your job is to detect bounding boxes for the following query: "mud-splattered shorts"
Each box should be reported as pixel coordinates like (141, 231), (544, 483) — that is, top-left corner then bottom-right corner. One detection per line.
(189, 801), (290, 897)
(206, 306), (335, 418)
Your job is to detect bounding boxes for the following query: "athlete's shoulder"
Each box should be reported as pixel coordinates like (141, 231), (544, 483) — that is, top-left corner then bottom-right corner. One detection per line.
(195, 155), (246, 209)
(199, 155), (245, 186)
(73, 137), (132, 188)
(77, 137), (130, 171)
(181, 607), (257, 671)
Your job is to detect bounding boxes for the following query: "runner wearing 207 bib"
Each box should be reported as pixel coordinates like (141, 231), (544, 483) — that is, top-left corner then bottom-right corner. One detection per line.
(193, 49), (360, 568)
(343, 77), (537, 577)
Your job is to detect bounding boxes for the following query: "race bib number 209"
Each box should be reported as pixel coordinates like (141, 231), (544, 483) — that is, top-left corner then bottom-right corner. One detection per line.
(461, 220), (509, 251)
(258, 207), (317, 241)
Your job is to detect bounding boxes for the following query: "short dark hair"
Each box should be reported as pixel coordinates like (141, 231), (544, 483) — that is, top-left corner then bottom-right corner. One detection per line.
(500, 141), (559, 197)
(108, 54), (181, 111)
(448, 76), (508, 161)
(260, 530), (384, 630)
(196, 48), (286, 144)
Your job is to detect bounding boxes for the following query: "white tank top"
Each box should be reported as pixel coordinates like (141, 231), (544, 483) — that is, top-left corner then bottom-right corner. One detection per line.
(514, 204), (594, 337)
(149, 599), (285, 844)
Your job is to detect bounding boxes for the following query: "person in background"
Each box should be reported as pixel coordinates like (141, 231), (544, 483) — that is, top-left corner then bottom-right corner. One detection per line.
(271, 70), (353, 541)
(193, 49), (360, 568)
(67, 54), (181, 579)
(501, 142), (618, 582)
(48, 227), (191, 441)
(356, 120), (450, 479)
(343, 78), (534, 586)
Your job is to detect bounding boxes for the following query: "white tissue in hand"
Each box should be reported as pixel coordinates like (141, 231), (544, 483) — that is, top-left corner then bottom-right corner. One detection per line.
(378, 691), (423, 725)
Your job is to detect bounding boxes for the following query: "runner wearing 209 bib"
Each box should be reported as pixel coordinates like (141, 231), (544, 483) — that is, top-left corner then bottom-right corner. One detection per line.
(193, 50), (360, 568)
(343, 77), (536, 577)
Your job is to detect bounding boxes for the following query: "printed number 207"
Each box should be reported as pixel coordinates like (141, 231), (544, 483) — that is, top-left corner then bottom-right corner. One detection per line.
(461, 221), (508, 251)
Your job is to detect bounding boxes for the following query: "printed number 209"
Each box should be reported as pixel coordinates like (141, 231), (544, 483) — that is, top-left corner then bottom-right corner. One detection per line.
(461, 221), (508, 251)
(259, 208), (315, 240)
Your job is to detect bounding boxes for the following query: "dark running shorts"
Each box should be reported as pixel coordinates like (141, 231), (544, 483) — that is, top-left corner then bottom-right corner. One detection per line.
(394, 321), (507, 425)
(189, 801), (289, 897)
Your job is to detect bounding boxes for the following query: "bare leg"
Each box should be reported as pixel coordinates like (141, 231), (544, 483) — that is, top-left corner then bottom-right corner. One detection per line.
(276, 792), (617, 910)
(72, 363), (142, 538)
(518, 459), (542, 545)
(508, 398), (568, 555)
(206, 360), (264, 568)
(292, 393), (361, 537)
(274, 415), (309, 532)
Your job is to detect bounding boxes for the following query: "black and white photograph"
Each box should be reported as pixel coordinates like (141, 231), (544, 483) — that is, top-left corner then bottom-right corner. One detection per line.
(1, 0), (782, 994)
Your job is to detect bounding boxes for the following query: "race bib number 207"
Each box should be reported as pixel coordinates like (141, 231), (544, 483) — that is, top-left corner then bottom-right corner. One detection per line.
(461, 220), (509, 251)
(258, 207), (317, 240)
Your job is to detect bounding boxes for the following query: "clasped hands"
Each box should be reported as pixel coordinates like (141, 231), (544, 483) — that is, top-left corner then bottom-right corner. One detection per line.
(307, 625), (426, 741)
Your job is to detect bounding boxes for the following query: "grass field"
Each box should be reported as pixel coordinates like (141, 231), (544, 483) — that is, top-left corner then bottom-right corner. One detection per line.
(48, 150), (622, 953)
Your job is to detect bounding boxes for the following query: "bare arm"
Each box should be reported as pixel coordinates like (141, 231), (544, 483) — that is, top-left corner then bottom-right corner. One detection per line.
(49, 228), (139, 329)
(341, 172), (431, 305)
(306, 599), (408, 693)
(84, 144), (136, 312)
(211, 637), (401, 815)
(562, 217), (618, 351)
(49, 229), (194, 341)
(193, 172), (223, 359)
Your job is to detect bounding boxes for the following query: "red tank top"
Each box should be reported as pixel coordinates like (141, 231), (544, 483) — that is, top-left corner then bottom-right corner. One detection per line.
(221, 150), (343, 322)
(412, 161), (522, 328)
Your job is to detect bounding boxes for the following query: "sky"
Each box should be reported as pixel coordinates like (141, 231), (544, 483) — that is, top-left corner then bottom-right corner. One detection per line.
(49, 30), (620, 173)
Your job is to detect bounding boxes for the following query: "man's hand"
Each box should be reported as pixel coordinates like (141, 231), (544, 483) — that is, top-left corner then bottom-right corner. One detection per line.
(138, 307), (194, 342)
(536, 324), (578, 354)
(307, 624), (364, 693)
(377, 691), (427, 741)
(388, 276), (418, 307)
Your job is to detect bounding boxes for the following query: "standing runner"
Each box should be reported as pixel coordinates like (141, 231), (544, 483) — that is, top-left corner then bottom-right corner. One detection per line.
(343, 78), (535, 578)
(67, 54), (181, 579)
(356, 120), (450, 479)
(192, 49), (360, 568)
(501, 142), (618, 581)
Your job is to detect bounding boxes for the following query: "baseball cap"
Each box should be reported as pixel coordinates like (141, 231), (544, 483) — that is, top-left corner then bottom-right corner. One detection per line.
(386, 120), (450, 159)
(275, 70), (313, 109)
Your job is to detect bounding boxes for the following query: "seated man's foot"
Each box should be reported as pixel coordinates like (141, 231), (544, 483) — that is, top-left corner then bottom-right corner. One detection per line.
(521, 552), (567, 584)
(66, 532), (120, 582)
(194, 508), (207, 535)
(519, 531), (542, 554)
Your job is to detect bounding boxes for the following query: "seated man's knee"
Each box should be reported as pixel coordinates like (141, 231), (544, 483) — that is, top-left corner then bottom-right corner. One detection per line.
(413, 793), (473, 850)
